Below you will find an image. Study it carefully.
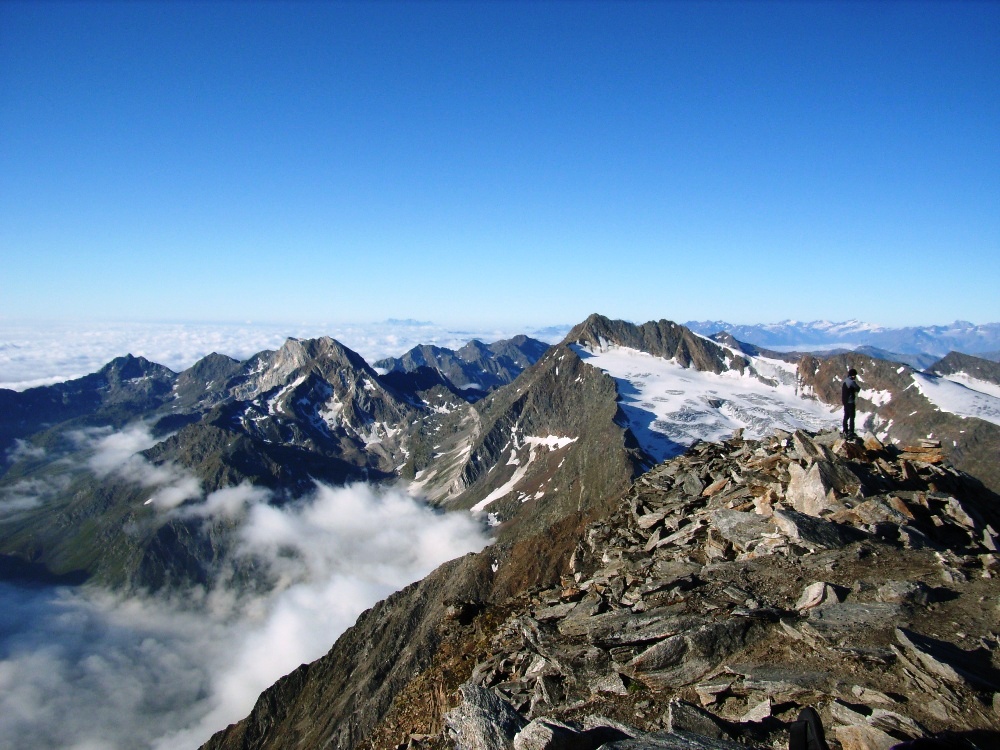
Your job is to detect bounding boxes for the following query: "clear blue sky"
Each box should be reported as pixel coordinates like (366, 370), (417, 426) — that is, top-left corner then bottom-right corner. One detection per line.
(2, 1), (998, 328)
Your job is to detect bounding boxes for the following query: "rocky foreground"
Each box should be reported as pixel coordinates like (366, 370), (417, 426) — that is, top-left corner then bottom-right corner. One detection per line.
(203, 427), (1000, 750)
(427, 429), (1000, 750)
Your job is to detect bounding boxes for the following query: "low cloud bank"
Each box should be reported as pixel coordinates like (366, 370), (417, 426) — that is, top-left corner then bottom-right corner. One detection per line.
(0, 320), (570, 390)
(0, 426), (491, 749)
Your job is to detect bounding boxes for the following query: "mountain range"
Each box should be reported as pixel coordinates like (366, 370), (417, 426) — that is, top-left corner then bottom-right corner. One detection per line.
(2, 314), (999, 749)
(684, 319), (1000, 361)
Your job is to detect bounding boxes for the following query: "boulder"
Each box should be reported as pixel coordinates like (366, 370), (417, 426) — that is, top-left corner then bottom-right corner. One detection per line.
(709, 510), (777, 552)
(512, 718), (582, 750)
(833, 724), (898, 750)
(772, 509), (867, 549)
(665, 700), (735, 740)
(445, 684), (528, 750)
(626, 619), (759, 688)
(794, 581), (841, 611)
(785, 461), (864, 516)
(894, 628), (1000, 692)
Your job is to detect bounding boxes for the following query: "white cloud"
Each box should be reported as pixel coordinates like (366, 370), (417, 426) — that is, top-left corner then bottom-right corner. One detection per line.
(64, 424), (205, 511)
(0, 320), (569, 391)
(5, 439), (47, 465)
(0, 481), (490, 750)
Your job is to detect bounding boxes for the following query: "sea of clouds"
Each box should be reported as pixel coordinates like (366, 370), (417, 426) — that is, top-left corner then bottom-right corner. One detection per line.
(0, 422), (492, 750)
(0, 319), (570, 390)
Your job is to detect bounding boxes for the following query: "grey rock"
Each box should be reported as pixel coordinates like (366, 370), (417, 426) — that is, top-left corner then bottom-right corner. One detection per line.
(626, 618), (759, 688)
(709, 510), (776, 552)
(665, 700), (734, 740)
(806, 603), (903, 640)
(513, 718), (582, 750)
(573, 606), (698, 647)
(833, 724), (898, 750)
(795, 581), (841, 610)
(598, 730), (759, 749)
(772, 509), (867, 549)
(895, 628), (1000, 692)
(446, 683), (528, 750)
(792, 430), (832, 464)
(681, 472), (706, 498)
(785, 460), (863, 516)
(875, 580), (929, 606)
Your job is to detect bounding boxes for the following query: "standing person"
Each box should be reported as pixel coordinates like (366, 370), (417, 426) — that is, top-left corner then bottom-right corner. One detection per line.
(841, 368), (860, 437)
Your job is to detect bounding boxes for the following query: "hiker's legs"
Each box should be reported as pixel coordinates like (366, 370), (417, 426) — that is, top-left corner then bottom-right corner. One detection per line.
(843, 403), (856, 435)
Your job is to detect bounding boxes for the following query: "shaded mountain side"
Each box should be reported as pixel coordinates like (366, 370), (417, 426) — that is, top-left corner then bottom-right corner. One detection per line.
(707, 332), (797, 362)
(443, 343), (646, 539)
(144, 419), (371, 495)
(201, 429), (1000, 750)
(567, 314), (749, 375)
(796, 353), (1000, 494)
(929, 351), (1000, 385)
(168, 352), (244, 411)
(0, 354), (177, 457)
(0, 468), (240, 591)
(853, 345), (938, 371)
(201, 511), (596, 750)
(374, 335), (550, 396)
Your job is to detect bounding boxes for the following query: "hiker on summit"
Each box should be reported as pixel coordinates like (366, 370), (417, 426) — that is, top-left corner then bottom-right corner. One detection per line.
(841, 368), (861, 437)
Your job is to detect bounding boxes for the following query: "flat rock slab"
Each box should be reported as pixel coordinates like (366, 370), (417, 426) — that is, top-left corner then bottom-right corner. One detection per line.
(805, 603), (903, 639)
(726, 664), (841, 696)
(772, 509), (868, 549)
(565, 606), (700, 646)
(599, 730), (763, 750)
(895, 628), (1000, 691)
(709, 510), (777, 550)
(626, 618), (760, 688)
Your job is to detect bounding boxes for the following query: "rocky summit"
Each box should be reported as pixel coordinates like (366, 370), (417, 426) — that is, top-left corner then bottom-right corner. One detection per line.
(203, 427), (1000, 750)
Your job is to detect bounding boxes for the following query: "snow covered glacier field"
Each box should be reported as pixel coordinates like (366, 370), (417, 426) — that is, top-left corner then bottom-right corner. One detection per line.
(570, 344), (840, 462)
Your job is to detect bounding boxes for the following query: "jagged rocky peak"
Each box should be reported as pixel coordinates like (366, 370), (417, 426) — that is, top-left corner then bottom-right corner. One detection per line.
(275, 335), (373, 375)
(565, 314), (749, 375)
(375, 335), (551, 397)
(929, 351), (1000, 385)
(98, 352), (176, 382)
(227, 336), (382, 403)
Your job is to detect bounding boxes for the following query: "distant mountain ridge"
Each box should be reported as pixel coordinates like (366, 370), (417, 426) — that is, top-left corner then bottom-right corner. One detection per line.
(374, 335), (549, 397)
(684, 318), (1000, 359)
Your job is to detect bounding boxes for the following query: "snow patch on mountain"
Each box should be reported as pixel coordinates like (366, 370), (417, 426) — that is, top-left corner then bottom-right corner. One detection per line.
(571, 344), (838, 462)
(470, 435), (577, 513)
(860, 388), (893, 407)
(911, 373), (1000, 427)
(940, 372), (1000, 401)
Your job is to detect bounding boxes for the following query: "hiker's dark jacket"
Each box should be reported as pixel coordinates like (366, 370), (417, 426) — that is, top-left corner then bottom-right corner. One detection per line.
(842, 376), (860, 406)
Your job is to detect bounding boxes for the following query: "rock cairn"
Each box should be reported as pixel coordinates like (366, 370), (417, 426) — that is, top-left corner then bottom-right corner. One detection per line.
(443, 429), (1000, 750)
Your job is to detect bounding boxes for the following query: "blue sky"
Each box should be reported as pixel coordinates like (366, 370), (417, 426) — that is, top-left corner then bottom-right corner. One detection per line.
(1, 1), (998, 328)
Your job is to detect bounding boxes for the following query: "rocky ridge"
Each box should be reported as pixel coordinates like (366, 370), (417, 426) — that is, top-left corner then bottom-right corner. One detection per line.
(375, 336), (550, 397)
(429, 430), (1000, 750)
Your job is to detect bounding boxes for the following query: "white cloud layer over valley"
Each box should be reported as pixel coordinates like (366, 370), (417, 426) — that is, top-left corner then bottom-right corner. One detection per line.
(0, 425), (490, 750)
(0, 319), (570, 390)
